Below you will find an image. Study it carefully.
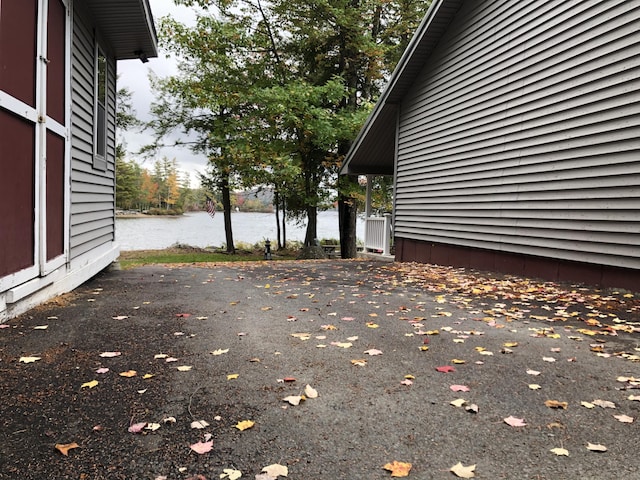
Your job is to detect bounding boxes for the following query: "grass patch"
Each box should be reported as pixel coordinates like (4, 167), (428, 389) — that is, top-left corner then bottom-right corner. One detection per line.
(117, 246), (296, 269)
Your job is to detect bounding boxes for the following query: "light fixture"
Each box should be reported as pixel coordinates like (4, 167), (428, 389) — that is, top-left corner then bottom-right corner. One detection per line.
(134, 50), (148, 63)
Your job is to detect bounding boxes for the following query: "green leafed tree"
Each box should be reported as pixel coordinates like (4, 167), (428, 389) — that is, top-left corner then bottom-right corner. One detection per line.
(149, 0), (430, 253)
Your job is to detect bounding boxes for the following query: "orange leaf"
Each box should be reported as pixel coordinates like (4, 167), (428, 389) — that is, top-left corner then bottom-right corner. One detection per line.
(55, 442), (79, 456)
(119, 370), (137, 377)
(383, 460), (412, 477)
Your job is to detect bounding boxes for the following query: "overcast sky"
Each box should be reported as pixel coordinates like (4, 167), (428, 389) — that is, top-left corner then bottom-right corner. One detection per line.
(117, 0), (204, 186)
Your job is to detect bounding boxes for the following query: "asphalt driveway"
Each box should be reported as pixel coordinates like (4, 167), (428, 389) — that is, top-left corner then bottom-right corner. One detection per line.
(0, 259), (638, 479)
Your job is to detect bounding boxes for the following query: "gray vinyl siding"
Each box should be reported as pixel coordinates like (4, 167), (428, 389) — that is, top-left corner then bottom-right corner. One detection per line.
(70, 5), (117, 260)
(395, 0), (640, 270)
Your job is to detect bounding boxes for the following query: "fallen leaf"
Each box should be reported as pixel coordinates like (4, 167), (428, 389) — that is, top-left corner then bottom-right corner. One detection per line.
(291, 333), (311, 340)
(465, 404), (479, 413)
(504, 416), (527, 427)
(191, 419), (210, 429)
(592, 399), (616, 409)
(400, 379), (413, 386)
(435, 366), (455, 373)
(163, 416), (177, 424)
(261, 463), (288, 477)
(450, 385), (470, 392)
(545, 400), (568, 409)
(145, 423), (161, 431)
(227, 373), (239, 380)
(154, 353), (168, 359)
(543, 357), (556, 362)
(351, 359), (367, 366)
(99, 351), (121, 358)
(96, 367), (109, 374)
(613, 414), (634, 423)
(364, 349), (383, 356)
(450, 398), (467, 408)
(526, 369), (541, 376)
(119, 370), (137, 377)
(628, 395), (640, 401)
(529, 384), (541, 390)
(190, 440), (213, 454)
(581, 401), (595, 409)
(304, 384), (319, 398)
(211, 348), (230, 356)
(19, 356), (41, 363)
(220, 468), (242, 480)
(177, 365), (192, 371)
(451, 359), (466, 364)
(81, 380), (99, 389)
(34, 325), (48, 330)
(128, 422), (146, 433)
(450, 462), (476, 478)
(383, 460), (412, 477)
(112, 316), (129, 320)
(283, 395), (304, 406)
(235, 420), (255, 431)
(366, 322), (379, 328)
(55, 442), (79, 456)
(550, 447), (569, 456)
(503, 342), (518, 348)
(586, 443), (607, 452)
(142, 373), (155, 379)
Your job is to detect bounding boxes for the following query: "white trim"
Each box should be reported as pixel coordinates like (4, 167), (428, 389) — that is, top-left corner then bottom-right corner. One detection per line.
(1, 244), (119, 321)
(92, 39), (108, 171)
(35, 0), (46, 277)
(0, 92), (39, 123)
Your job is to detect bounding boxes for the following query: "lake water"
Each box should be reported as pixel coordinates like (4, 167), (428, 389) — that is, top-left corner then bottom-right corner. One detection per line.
(115, 210), (365, 251)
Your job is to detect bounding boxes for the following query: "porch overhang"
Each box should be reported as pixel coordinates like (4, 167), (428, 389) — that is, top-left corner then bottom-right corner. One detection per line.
(85, 0), (158, 61)
(340, 0), (463, 176)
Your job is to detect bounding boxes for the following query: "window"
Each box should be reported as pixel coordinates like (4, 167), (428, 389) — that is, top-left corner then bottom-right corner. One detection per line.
(93, 46), (107, 170)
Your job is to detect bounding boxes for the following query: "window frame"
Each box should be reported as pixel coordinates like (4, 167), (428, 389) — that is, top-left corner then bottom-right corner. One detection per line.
(92, 42), (107, 171)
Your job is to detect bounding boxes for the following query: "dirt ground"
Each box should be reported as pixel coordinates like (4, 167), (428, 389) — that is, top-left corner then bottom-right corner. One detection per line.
(0, 259), (638, 480)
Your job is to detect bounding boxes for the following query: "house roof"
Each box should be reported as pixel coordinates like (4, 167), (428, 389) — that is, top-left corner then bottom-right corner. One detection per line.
(340, 0), (463, 176)
(85, 0), (158, 61)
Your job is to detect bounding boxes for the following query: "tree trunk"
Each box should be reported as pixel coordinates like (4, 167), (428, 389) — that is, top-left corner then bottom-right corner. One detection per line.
(274, 190), (282, 249)
(220, 175), (235, 253)
(304, 204), (318, 247)
(338, 175), (358, 258)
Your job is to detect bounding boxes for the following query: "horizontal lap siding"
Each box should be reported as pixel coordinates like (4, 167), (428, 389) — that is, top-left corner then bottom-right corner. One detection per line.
(395, 0), (640, 270)
(70, 6), (116, 259)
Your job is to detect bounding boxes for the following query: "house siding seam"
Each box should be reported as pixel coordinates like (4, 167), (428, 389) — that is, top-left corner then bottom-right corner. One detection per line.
(70, 5), (117, 260)
(394, 0), (640, 271)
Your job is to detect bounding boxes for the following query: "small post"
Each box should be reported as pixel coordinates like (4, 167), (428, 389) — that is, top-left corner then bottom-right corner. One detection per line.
(264, 239), (272, 260)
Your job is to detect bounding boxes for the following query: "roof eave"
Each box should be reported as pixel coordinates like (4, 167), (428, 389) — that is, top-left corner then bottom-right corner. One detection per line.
(86, 0), (158, 61)
(340, 0), (463, 176)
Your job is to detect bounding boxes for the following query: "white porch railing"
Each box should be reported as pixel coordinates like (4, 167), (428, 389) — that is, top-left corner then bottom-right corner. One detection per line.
(364, 213), (392, 255)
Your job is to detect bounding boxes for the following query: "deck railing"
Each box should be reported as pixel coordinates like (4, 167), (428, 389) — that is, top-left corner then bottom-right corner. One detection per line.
(364, 214), (392, 256)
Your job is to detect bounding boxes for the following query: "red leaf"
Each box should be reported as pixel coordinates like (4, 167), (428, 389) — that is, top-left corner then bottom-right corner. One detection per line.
(175, 313), (191, 317)
(436, 366), (456, 373)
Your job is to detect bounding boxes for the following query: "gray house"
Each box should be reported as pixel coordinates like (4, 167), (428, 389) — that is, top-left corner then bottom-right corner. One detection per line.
(0, 0), (157, 320)
(342, 0), (640, 290)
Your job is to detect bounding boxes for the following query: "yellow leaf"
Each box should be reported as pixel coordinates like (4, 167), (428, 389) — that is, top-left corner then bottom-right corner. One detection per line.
(450, 462), (476, 478)
(304, 384), (319, 398)
(366, 322), (379, 328)
(419, 346), (429, 351)
(142, 373), (155, 379)
(528, 384), (541, 390)
(81, 380), (99, 389)
(351, 359), (367, 366)
(19, 356), (41, 363)
(503, 342), (519, 348)
(176, 365), (192, 371)
(383, 460), (412, 477)
(235, 420), (255, 431)
(227, 373), (239, 380)
(211, 348), (230, 355)
(581, 401), (595, 409)
(119, 370), (137, 377)
(550, 447), (569, 456)
(545, 400), (568, 409)
(450, 398), (467, 408)
(404, 375), (415, 380)
(55, 442), (79, 456)
(451, 359), (466, 364)
(586, 443), (607, 452)
(262, 464), (288, 477)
